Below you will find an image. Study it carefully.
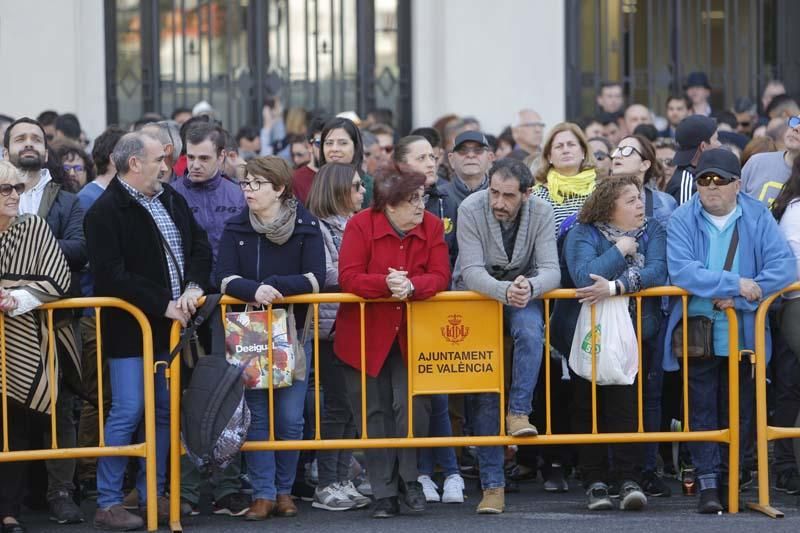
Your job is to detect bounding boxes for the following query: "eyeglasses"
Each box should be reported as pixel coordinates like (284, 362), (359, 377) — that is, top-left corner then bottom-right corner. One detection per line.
(658, 158), (674, 167)
(593, 150), (609, 161)
(515, 122), (546, 129)
(352, 180), (364, 191)
(407, 193), (430, 207)
(63, 164), (85, 173)
(455, 145), (488, 156)
(696, 174), (737, 187)
(737, 121), (751, 128)
(788, 116), (800, 129)
(238, 179), (271, 191)
(611, 145), (644, 159)
(311, 138), (322, 148)
(0, 183), (25, 196)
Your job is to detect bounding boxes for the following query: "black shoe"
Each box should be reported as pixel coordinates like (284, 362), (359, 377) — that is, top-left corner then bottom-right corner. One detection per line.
(79, 478), (98, 500)
(586, 482), (614, 511)
(543, 465), (569, 493)
(774, 469), (800, 495)
(641, 471), (672, 497)
(2, 522), (26, 533)
(372, 497), (399, 519)
(48, 491), (84, 524)
(619, 481), (647, 511)
(401, 481), (426, 512)
(697, 488), (723, 514)
(291, 478), (315, 502)
(213, 492), (252, 517)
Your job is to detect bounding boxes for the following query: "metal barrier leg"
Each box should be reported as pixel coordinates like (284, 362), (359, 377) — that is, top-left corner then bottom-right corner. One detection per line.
(143, 350), (158, 531)
(169, 324), (184, 533)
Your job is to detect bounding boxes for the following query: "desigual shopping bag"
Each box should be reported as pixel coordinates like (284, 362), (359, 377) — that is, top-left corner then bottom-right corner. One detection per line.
(224, 308), (296, 389)
(568, 297), (639, 386)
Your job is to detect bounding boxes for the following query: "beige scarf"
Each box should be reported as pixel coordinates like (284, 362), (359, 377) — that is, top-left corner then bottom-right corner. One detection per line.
(249, 198), (298, 245)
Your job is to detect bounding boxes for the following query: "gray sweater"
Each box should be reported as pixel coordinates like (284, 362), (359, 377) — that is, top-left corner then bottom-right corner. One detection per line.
(453, 189), (561, 303)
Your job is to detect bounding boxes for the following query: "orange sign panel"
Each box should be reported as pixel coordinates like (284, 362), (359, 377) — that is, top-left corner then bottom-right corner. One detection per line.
(409, 299), (503, 394)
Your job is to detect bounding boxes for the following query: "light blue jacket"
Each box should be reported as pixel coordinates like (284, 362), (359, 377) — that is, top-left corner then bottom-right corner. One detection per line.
(663, 192), (797, 371)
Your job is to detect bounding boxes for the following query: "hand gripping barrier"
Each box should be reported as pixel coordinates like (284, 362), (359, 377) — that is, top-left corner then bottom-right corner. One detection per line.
(0, 297), (158, 532)
(167, 287), (741, 530)
(747, 281), (800, 518)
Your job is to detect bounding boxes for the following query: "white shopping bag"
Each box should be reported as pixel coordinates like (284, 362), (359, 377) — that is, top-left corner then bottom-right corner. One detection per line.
(568, 297), (639, 385)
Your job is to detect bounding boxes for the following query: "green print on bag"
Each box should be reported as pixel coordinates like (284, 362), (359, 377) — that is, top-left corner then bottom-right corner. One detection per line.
(581, 324), (602, 355)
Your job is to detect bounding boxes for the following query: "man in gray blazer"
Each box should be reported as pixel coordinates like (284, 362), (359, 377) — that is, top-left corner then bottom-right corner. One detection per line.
(453, 157), (560, 514)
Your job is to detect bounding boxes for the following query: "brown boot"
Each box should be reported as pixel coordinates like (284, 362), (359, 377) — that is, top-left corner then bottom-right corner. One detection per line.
(244, 499), (275, 521)
(94, 504), (145, 530)
(274, 494), (298, 517)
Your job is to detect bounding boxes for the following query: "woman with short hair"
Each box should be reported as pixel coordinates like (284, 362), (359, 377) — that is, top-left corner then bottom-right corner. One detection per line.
(334, 164), (451, 518)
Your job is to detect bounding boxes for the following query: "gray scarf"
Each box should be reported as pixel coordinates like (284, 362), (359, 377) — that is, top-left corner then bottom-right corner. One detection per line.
(595, 220), (646, 292)
(249, 198), (298, 245)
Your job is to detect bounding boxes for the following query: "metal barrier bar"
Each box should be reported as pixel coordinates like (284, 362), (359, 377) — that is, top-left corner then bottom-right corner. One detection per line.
(747, 281), (800, 518)
(0, 297), (157, 532)
(166, 287), (743, 528)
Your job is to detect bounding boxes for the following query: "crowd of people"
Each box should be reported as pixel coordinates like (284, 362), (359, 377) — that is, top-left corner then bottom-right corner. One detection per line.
(0, 70), (799, 531)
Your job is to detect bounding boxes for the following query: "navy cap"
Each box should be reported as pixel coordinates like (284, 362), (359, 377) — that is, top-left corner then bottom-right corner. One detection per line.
(695, 148), (741, 181)
(673, 115), (717, 167)
(453, 131), (490, 151)
(685, 71), (711, 90)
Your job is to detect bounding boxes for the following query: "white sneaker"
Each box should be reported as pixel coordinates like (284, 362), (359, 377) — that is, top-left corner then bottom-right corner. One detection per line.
(418, 475), (441, 502)
(337, 480), (371, 508)
(312, 484), (356, 511)
(442, 474), (465, 503)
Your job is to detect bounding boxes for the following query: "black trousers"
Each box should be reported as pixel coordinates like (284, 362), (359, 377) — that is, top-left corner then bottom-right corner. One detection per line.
(0, 401), (34, 518)
(570, 372), (643, 488)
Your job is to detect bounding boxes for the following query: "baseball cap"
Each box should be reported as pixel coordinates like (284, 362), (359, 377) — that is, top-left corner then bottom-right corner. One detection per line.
(673, 115), (717, 167)
(695, 148), (741, 181)
(453, 131), (490, 151)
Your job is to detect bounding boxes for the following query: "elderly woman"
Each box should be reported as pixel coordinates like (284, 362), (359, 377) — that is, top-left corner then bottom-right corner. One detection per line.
(304, 162), (369, 511)
(215, 156), (325, 521)
(334, 164), (450, 518)
(563, 175), (667, 512)
(392, 135), (464, 503)
(0, 160), (71, 533)
(533, 122), (598, 237)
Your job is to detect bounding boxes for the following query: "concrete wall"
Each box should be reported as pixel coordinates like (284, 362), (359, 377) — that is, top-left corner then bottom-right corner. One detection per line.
(411, 0), (565, 136)
(0, 0), (107, 138)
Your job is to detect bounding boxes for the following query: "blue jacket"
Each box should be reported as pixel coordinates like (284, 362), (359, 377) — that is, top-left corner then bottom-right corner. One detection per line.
(550, 220), (667, 355)
(173, 172), (246, 265)
(663, 192), (797, 371)
(214, 202), (326, 327)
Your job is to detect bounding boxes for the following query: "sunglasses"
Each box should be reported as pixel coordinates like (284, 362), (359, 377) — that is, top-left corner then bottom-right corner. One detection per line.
(658, 158), (674, 167)
(0, 183), (25, 196)
(696, 174), (737, 187)
(737, 121), (751, 128)
(789, 116), (800, 129)
(351, 180), (364, 191)
(611, 145), (644, 159)
(593, 150), (609, 161)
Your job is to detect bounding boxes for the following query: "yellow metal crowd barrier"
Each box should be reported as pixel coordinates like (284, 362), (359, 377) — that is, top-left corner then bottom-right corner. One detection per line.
(0, 297), (159, 532)
(748, 282), (800, 518)
(166, 287), (743, 530)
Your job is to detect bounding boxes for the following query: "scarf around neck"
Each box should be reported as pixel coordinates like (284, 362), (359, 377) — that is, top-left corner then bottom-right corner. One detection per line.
(545, 168), (596, 204)
(249, 198), (298, 245)
(595, 220), (646, 292)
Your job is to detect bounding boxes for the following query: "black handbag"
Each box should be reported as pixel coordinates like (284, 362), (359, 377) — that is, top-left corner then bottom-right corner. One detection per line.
(671, 225), (739, 360)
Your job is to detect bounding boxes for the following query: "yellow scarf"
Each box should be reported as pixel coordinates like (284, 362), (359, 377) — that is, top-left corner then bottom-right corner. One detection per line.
(544, 168), (596, 204)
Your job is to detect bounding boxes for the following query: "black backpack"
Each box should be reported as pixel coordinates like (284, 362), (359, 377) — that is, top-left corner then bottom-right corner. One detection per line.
(169, 294), (251, 472)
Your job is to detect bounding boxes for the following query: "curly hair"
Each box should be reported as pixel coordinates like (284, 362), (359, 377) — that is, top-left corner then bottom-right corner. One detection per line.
(578, 174), (642, 224)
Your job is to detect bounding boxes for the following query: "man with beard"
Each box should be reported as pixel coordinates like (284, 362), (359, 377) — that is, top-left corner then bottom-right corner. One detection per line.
(2, 117), (86, 524)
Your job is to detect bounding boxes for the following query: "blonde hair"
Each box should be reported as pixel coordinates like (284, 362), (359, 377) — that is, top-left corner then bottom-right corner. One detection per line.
(0, 161), (21, 182)
(534, 122), (596, 184)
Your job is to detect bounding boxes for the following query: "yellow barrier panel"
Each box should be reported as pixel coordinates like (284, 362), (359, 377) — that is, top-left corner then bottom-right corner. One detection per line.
(167, 287), (741, 530)
(747, 281), (800, 518)
(0, 297), (158, 532)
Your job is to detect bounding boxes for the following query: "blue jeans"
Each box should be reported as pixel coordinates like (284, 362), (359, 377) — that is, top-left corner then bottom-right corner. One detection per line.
(642, 322), (666, 472)
(504, 299), (545, 415)
(97, 354), (170, 509)
(417, 394), (460, 477)
(471, 393), (504, 489)
(245, 376), (308, 500)
(686, 357), (754, 490)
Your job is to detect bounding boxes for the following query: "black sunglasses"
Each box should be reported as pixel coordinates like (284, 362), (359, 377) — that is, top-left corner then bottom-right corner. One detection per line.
(0, 183), (25, 196)
(593, 150), (609, 161)
(696, 174), (737, 187)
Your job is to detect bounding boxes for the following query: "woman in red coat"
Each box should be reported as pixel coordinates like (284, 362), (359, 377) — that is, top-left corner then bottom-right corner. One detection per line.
(334, 164), (451, 518)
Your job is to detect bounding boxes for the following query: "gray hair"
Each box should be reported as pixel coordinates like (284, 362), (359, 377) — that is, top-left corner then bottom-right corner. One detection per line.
(361, 130), (378, 148)
(142, 120), (182, 156)
(112, 132), (158, 175)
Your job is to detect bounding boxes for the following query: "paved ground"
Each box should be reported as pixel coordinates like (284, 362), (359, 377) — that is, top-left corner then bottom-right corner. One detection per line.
(19, 476), (800, 533)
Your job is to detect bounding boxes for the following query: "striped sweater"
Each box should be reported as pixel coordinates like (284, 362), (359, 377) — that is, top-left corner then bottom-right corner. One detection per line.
(0, 215), (70, 413)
